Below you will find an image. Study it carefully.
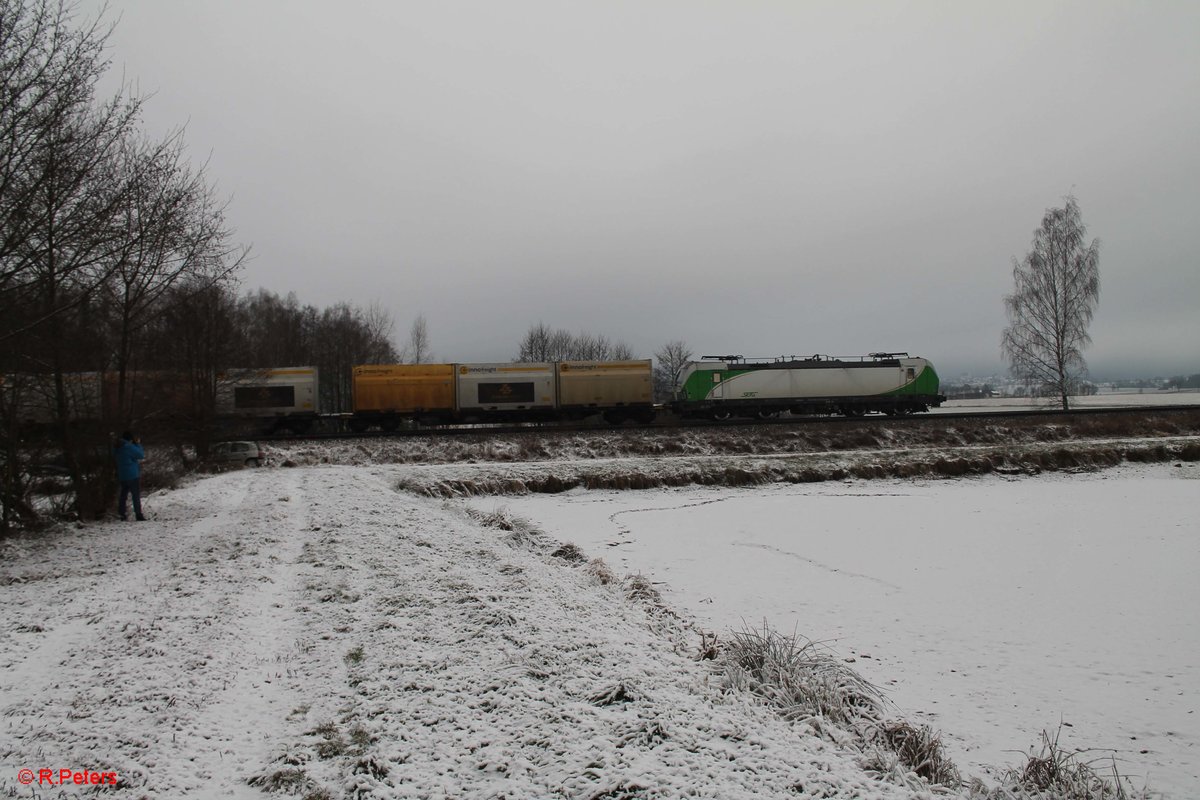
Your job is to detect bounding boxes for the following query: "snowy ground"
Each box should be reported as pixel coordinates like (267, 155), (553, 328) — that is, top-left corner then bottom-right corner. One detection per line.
(3, 465), (959, 799)
(937, 391), (1200, 413)
(476, 463), (1200, 797)
(3, 416), (1196, 798)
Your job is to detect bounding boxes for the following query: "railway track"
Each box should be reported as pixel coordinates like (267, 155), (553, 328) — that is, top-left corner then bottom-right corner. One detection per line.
(259, 403), (1200, 443)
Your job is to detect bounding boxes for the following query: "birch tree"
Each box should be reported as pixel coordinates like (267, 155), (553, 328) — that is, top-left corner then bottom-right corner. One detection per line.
(1001, 196), (1101, 411)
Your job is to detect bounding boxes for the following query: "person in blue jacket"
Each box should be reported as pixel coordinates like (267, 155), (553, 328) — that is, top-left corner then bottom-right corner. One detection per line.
(113, 431), (146, 521)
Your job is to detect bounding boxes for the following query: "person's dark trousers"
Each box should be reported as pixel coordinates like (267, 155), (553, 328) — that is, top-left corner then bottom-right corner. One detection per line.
(118, 479), (145, 520)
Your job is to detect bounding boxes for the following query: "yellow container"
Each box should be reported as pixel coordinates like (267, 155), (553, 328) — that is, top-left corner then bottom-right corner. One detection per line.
(557, 360), (652, 407)
(352, 364), (456, 413)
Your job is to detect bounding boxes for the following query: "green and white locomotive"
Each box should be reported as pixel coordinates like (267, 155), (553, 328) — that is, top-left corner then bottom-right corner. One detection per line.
(673, 352), (944, 420)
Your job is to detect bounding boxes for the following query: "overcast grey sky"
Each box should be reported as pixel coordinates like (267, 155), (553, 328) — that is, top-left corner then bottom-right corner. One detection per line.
(88, 0), (1199, 379)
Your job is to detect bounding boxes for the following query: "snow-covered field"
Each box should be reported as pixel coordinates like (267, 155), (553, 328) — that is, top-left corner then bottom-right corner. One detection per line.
(2, 466), (958, 799)
(938, 391), (1200, 413)
(3, 434), (1196, 797)
(478, 463), (1200, 796)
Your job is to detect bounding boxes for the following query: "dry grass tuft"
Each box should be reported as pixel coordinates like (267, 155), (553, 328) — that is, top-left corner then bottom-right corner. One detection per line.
(721, 624), (884, 729)
(585, 557), (616, 585)
(550, 542), (588, 563)
(968, 727), (1152, 799)
(623, 573), (664, 606)
(308, 720), (348, 759)
(589, 682), (641, 706)
(873, 720), (961, 787)
(247, 768), (311, 792)
(468, 507), (517, 531)
(696, 630), (720, 661)
(465, 506), (548, 549)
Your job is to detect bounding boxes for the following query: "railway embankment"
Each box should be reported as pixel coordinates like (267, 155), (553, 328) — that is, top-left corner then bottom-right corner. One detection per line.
(268, 408), (1200, 497)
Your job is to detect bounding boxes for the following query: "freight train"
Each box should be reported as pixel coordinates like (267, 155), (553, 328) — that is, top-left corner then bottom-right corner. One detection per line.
(5, 353), (944, 434)
(219, 352), (942, 430)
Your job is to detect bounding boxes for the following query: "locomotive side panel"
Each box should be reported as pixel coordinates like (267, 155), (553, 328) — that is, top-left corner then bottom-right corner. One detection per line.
(352, 364), (456, 413)
(674, 356), (944, 417)
(712, 364), (903, 401)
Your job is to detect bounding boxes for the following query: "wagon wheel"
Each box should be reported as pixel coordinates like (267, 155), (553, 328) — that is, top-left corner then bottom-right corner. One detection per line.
(755, 410), (778, 420)
(710, 409), (733, 421)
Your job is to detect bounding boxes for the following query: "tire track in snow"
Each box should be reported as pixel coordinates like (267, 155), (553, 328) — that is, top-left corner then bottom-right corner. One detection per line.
(181, 467), (314, 796)
(729, 541), (901, 592)
(605, 496), (734, 545)
(0, 469), (319, 797)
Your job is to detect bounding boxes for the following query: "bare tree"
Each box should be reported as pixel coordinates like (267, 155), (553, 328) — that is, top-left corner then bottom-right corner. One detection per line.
(1002, 195), (1101, 411)
(105, 131), (247, 419)
(515, 321), (553, 361)
(0, 0), (117, 284)
(514, 322), (634, 362)
(610, 341), (635, 361)
(235, 289), (316, 367)
(653, 339), (693, 401)
(407, 314), (431, 364)
(0, 1), (142, 343)
(312, 302), (399, 412)
(360, 303), (395, 360)
(154, 280), (241, 447)
(0, 0), (149, 520)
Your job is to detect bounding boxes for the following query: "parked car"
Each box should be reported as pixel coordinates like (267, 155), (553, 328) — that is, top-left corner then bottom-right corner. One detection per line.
(208, 441), (266, 467)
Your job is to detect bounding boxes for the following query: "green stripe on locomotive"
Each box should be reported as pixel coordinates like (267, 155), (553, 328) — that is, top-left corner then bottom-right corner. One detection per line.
(884, 364), (941, 397)
(678, 367), (753, 401)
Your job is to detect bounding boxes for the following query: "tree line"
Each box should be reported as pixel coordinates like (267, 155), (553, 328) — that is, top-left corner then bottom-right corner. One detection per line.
(0, 1), (406, 531)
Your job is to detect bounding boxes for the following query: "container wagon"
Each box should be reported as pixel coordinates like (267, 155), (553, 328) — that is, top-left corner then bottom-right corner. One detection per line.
(348, 360), (655, 429)
(557, 360), (654, 423)
(349, 364), (456, 430)
(216, 366), (320, 432)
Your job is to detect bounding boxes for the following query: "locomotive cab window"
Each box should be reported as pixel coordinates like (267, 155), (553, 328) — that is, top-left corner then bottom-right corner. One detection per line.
(713, 373), (722, 383)
(906, 368), (915, 381)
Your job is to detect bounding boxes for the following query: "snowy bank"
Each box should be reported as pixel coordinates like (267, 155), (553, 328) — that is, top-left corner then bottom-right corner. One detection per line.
(4, 466), (954, 799)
